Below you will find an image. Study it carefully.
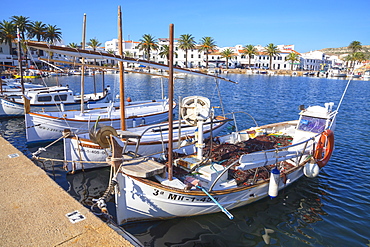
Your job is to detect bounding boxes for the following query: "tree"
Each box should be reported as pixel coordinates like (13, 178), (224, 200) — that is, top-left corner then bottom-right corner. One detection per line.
(44, 24), (62, 44)
(351, 52), (366, 68)
(220, 48), (234, 69)
(87, 38), (101, 51)
(198, 37), (217, 69)
(285, 52), (300, 70)
(28, 21), (47, 42)
(67, 43), (79, 67)
(87, 38), (102, 94)
(0, 20), (16, 55)
(264, 43), (280, 69)
(178, 34), (195, 68)
(348, 41), (362, 53)
(137, 34), (158, 61)
(159, 45), (170, 64)
(158, 45), (177, 65)
(11, 16), (31, 41)
(242, 44), (258, 68)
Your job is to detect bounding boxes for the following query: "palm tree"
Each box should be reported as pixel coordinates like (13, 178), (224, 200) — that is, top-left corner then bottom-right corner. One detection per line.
(348, 41), (362, 53)
(87, 38), (102, 94)
(137, 34), (158, 61)
(158, 45), (177, 65)
(87, 38), (101, 65)
(87, 38), (101, 51)
(220, 49), (234, 69)
(159, 45), (170, 64)
(11, 16), (31, 41)
(285, 52), (300, 70)
(264, 43), (280, 69)
(178, 34), (195, 68)
(44, 24), (62, 44)
(242, 44), (258, 68)
(0, 20), (16, 55)
(198, 37), (217, 69)
(67, 42), (79, 49)
(351, 52), (366, 68)
(67, 43), (79, 68)
(28, 21), (47, 42)
(124, 51), (133, 57)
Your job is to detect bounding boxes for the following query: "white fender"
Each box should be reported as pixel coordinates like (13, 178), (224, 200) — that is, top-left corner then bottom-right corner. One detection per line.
(268, 167), (280, 198)
(303, 162), (320, 178)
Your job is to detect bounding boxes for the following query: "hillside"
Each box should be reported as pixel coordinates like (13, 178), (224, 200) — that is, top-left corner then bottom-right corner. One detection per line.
(318, 45), (370, 57)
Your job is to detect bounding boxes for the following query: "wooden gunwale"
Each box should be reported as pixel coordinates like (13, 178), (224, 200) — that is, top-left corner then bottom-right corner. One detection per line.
(123, 158), (311, 196)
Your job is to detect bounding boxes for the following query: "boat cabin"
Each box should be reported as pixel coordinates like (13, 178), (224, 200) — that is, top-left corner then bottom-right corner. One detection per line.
(25, 87), (75, 105)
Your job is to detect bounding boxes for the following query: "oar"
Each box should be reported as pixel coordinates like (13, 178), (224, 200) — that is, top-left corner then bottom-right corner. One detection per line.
(196, 185), (234, 220)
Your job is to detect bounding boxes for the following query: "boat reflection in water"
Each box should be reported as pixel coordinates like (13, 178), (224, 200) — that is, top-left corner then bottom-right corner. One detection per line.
(66, 167), (111, 206)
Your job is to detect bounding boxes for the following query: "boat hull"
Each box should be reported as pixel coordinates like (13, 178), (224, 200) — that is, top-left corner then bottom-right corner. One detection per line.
(0, 92), (109, 118)
(63, 119), (228, 171)
(25, 99), (171, 143)
(115, 165), (305, 224)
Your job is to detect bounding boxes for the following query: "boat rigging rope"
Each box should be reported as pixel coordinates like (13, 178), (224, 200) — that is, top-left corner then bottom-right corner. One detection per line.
(31, 131), (70, 158)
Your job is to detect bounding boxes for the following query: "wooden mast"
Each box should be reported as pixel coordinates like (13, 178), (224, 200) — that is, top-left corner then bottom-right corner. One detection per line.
(80, 13), (87, 113)
(167, 24), (174, 181)
(16, 27), (24, 95)
(118, 6), (126, 131)
(17, 26), (30, 114)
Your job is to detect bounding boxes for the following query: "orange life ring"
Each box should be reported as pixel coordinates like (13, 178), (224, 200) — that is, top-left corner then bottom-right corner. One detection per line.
(314, 129), (334, 167)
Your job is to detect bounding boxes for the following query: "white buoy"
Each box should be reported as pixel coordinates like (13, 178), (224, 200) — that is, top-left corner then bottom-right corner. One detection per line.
(268, 167), (280, 198)
(303, 162), (320, 178)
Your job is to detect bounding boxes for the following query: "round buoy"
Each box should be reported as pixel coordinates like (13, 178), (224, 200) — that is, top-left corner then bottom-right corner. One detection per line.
(268, 167), (280, 198)
(303, 162), (320, 178)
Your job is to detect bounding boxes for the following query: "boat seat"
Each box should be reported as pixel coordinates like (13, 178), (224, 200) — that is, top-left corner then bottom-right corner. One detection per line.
(116, 130), (142, 156)
(120, 156), (166, 178)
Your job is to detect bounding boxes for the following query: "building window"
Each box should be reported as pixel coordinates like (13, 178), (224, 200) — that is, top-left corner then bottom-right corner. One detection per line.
(198, 54), (201, 58)
(184, 54), (186, 58)
(0, 47), (3, 53)
(191, 54), (193, 58)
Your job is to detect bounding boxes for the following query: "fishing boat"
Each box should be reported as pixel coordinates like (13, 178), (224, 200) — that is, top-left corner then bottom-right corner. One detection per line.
(0, 86), (110, 117)
(62, 101), (229, 172)
(327, 68), (346, 78)
(1, 78), (44, 95)
(13, 69), (42, 79)
(25, 98), (174, 143)
(106, 94), (339, 224)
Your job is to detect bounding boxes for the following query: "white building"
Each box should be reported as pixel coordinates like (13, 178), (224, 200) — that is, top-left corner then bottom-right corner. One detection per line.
(104, 39), (306, 70)
(300, 50), (333, 71)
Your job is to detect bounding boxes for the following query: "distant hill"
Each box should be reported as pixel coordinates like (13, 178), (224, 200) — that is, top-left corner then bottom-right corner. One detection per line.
(318, 45), (370, 57)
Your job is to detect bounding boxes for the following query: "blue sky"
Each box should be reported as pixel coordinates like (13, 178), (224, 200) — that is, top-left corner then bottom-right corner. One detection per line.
(2, 0), (369, 53)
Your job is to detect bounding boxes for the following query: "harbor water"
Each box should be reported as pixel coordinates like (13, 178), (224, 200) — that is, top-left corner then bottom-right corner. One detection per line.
(0, 73), (369, 246)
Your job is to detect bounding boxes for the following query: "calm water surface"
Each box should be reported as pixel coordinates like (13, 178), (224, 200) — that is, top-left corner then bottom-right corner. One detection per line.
(1, 73), (369, 246)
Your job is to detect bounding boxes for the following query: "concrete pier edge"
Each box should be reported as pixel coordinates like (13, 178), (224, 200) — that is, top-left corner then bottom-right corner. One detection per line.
(0, 136), (136, 246)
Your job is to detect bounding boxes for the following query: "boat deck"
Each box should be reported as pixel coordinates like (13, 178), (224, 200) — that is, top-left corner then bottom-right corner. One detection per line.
(121, 155), (166, 178)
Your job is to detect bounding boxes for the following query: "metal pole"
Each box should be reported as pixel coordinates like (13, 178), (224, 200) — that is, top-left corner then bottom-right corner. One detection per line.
(167, 24), (174, 181)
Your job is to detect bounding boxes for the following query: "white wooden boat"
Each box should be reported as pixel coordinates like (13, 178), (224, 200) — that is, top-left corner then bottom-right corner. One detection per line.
(25, 99), (173, 143)
(63, 112), (229, 172)
(1, 78), (44, 95)
(0, 86), (110, 117)
(327, 68), (346, 77)
(107, 97), (338, 224)
(361, 70), (370, 80)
